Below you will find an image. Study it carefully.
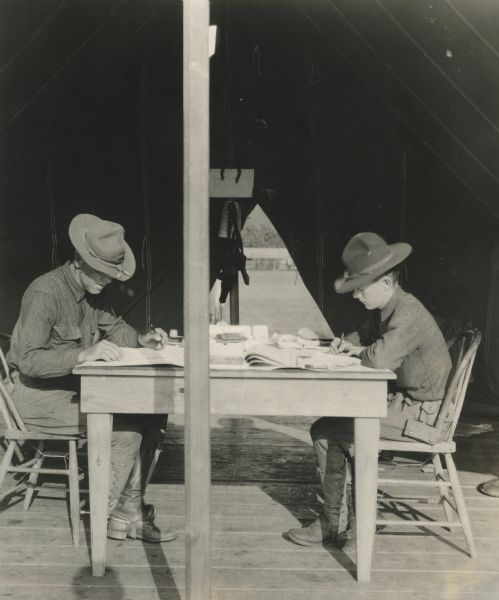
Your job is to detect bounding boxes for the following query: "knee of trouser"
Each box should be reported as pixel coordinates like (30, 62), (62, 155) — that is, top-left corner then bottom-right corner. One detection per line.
(311, 417), (341, 447)
(310, 417), (329, 441)
(111, 429), (142, 458)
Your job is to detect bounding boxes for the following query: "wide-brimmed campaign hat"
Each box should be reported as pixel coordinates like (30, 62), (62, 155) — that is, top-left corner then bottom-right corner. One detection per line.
(334, 232), (412, 294)
(69, 214), (136, 281)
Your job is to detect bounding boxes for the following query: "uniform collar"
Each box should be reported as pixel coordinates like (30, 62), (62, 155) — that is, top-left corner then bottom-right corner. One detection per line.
(379, 286), (404, 322)
(61, 261), (86, 303)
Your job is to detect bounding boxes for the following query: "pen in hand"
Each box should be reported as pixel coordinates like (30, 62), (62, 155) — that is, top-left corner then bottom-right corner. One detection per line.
(329, 332), (346, 355)
(145, 325), (167, 350)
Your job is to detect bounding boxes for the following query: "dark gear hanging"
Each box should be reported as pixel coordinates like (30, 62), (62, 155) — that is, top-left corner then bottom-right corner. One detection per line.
(214, 201), (250, 303)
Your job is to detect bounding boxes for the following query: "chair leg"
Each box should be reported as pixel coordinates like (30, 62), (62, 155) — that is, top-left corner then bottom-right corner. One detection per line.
(23, 441), (45, 511)
(444, 453), (476, 558)
(432, 453), (455, 528)
(0, 441), (17, 492)
(68, 440), (80, 547)
(14, 442), (25, 464)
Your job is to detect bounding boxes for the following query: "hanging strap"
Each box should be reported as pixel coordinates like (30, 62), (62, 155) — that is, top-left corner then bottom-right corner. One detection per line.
(227, 202), (249, 285)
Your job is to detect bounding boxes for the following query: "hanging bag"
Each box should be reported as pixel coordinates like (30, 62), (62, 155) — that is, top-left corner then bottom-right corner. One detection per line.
(214, 202), (250, 303)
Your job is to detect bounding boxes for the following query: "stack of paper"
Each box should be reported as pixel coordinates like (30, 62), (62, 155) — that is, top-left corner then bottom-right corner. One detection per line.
(244, 344), (313, 368)
(209, 338), (246, 365)
(244, 344), (361, 370)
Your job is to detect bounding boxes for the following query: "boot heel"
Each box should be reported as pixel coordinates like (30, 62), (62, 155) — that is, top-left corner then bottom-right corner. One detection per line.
(107, 527), (128, 540)
(107, 516), (130, 540)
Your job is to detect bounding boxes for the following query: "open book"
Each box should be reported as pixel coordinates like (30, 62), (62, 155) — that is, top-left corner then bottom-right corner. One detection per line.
(244, 344), (361, 369)
(80, 346), (185, 367)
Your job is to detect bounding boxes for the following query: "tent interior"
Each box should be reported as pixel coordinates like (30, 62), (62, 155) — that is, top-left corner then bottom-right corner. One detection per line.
(1, 0), (499, 413)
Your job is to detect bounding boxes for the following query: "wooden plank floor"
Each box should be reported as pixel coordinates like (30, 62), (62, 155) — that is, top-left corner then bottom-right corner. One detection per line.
(1, 414), (499, 599)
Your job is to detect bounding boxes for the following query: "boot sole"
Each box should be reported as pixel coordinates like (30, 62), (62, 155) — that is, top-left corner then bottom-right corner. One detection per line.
(108, 530), (177, 543)
(107, 530), (128, 540)
(136, 532), (178, 543)
(477, 484), (499, 497)
(286, 531), (327, 547)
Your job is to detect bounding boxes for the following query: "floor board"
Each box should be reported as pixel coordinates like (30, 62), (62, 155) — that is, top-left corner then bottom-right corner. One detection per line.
(1, 415), (498, 599)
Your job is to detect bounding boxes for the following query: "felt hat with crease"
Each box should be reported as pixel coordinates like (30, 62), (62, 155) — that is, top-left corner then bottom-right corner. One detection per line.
(69, 214), (136, 281)
(334, 232), (412, 294)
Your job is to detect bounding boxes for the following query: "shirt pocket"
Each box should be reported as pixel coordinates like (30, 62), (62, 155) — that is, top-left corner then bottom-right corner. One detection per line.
(53, 325), (82, 345)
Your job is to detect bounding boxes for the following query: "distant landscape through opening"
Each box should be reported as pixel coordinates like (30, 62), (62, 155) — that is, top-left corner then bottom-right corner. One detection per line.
(240, 205), (333, 338)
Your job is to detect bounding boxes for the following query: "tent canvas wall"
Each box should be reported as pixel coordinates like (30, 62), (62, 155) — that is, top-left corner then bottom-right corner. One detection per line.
(1, 0), (499, 412)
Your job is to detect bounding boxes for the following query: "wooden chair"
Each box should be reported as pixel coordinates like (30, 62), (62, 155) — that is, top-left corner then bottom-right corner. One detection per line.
(376, 329), (481, 558)
(0, 348), (83, 546)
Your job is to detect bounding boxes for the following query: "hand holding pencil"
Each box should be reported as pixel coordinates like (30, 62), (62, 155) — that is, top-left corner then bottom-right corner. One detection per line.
(138, 326), (168, 350)
(329, 334), (364, 357)
(329, 333), (349, 354)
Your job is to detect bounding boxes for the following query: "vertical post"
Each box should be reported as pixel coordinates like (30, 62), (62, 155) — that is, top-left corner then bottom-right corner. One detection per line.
(183, 1), (211, 599)
(223, 0), (240, 326)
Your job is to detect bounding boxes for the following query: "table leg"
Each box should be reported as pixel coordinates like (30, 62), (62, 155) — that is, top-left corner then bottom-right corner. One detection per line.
(354, 417), (380, 583)
(87, 413), (112, 576)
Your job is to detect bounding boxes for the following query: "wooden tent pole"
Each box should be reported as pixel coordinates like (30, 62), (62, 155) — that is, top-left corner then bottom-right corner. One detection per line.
(223, 0), (240, 325)
(183, 0), (211, 598)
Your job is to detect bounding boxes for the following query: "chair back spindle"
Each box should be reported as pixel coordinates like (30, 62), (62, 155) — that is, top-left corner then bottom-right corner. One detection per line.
(0, 348), (26, 432)
(435, 329), (481, 442)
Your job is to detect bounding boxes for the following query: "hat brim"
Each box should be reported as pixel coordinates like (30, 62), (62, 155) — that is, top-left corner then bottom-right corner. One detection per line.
(334, 242), (412, 294)
(69, 214), (136, 282)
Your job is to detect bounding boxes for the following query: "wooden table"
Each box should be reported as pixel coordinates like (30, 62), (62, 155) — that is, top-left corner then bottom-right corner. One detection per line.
(75, 364), (394, 583)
